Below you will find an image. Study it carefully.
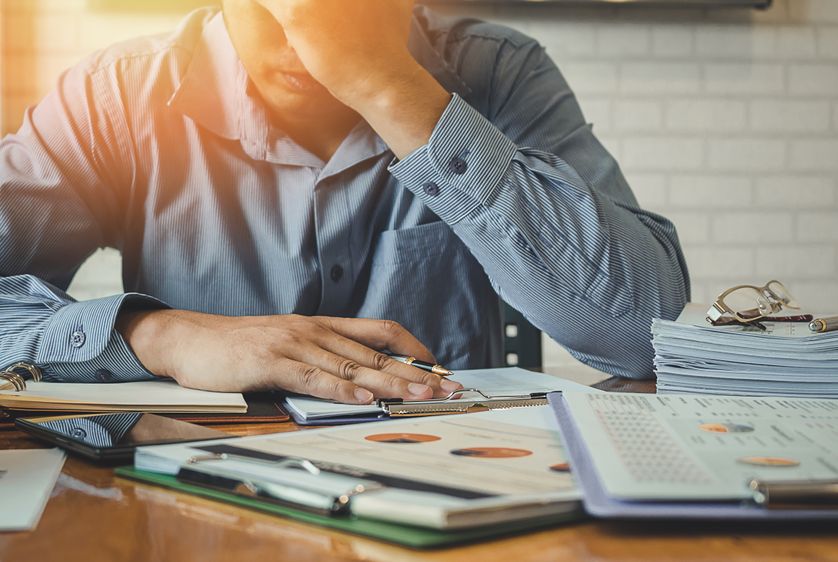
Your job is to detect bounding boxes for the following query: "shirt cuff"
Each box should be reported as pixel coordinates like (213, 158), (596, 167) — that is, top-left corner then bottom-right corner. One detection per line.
(37, 293), (168, 364)
(42, 330), (157, 383)
(388, 94), (517, 224)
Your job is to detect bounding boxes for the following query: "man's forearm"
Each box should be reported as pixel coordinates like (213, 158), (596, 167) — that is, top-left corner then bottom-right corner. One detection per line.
(387, 96), (689, 379)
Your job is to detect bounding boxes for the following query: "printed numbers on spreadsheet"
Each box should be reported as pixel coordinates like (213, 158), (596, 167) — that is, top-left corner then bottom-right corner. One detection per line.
(596, 409), (714, 485)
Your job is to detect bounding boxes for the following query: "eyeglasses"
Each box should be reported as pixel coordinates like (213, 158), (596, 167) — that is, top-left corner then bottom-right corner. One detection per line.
(706, 280), (806, 328)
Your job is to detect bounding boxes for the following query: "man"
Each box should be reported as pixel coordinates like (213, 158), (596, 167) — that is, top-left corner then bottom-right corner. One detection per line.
(0, 1), (689, 404)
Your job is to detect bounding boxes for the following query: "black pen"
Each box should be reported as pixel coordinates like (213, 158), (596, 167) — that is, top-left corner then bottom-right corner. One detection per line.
(387, 354), (454, 377)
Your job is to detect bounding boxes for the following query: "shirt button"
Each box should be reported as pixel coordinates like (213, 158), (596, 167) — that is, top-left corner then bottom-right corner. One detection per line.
(423, 182), (440, 197)
(70, 330), (86, 348)
(72, 427), (87, 439)
(448, 157), (468, 175)
(330, 264), (344, 282)
(95, 369), (114, 382)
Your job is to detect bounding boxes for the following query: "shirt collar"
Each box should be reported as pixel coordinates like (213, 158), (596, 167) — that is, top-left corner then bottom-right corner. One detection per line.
(168, 12), (244, 141)
(169, 8), (471, 159)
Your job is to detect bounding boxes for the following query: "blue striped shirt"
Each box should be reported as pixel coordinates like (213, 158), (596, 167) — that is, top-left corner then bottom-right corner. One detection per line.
(0, 7), (689, 383)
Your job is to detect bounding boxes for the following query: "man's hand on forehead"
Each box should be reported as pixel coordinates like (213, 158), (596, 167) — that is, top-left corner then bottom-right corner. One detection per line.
(256, 0), (416, 104)
(253, 0), (450, 160)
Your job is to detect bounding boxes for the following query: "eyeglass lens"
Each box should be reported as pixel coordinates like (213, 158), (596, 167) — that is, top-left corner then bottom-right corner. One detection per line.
(765, 280), (799, 309)
(723, 287), (775, 319)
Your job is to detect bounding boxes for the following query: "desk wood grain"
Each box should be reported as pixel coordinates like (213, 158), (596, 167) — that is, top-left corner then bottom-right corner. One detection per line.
(2, 374), (837, 562)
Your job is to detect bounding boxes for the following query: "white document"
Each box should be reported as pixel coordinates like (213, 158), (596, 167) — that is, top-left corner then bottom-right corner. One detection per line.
(562, 391), (838, 501)
(285, 367), (600, 421)
(0, 380), (247, 413)
(0, 449), (66, 531)
(136, 405), (581, 529)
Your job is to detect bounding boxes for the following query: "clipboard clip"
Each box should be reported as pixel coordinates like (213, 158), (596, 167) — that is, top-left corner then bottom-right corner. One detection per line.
(180, 452), (376, 516)
(378, 389), (549, 417)
(750, 478), (838, 509)
(187, 452), (321, 475)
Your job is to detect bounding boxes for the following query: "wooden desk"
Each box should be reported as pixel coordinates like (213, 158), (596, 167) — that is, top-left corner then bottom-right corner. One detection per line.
(2, 373), (837, 562)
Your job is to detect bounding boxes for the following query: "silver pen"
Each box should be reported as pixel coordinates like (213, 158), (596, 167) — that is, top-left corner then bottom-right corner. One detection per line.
(809, 315), (838, 333)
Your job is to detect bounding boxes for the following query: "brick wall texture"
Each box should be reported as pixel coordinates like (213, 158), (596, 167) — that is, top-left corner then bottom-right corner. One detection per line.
(1, 0), (836, 367)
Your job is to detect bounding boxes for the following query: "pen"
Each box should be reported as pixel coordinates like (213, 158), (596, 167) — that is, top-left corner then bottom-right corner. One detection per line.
(809, 315), (838, 333)
(387, 354), (454, 377)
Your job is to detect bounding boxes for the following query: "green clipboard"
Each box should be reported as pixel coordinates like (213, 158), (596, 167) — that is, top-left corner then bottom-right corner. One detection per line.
(116, 467), (584, 549)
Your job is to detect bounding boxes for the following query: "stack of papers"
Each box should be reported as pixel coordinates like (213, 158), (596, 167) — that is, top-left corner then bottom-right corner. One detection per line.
(652, 304), (838, 397)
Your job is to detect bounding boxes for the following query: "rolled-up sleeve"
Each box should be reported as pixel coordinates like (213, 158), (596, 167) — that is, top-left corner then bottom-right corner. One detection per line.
(390, 39), (689, 379)
(0, 58), (166, 382)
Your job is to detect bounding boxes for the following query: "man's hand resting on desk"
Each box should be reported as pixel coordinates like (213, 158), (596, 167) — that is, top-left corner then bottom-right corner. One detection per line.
(117, 311), (461, 404)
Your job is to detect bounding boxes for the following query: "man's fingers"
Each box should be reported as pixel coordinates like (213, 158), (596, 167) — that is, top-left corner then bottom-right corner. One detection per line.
(279, 360), (373, 404)
(315, 333), (460, 397)
(296, 347), (436, 400)
(319, 317), (436, 363)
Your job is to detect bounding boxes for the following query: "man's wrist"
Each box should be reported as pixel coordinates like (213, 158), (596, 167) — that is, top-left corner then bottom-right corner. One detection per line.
(346, 59), (451, 159)
(116, 309), (179, 379)
(337, 54), (421, 111)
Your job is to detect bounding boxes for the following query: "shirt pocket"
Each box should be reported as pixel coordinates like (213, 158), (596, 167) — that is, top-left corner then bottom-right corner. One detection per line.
(360, 221), (497, 367)
(370, 221), (456, 267)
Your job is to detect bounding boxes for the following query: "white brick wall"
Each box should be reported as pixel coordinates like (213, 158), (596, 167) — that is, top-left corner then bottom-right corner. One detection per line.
(2, 0), (837, 370)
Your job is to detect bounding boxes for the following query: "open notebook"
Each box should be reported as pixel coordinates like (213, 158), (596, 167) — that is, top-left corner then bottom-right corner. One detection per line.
(0, 380), (247, 414)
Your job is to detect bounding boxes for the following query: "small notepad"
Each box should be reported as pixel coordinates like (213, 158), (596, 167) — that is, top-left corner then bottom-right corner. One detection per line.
(0, 448), (66, 531)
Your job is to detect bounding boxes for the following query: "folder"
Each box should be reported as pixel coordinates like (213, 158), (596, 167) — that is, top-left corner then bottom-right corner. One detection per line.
(549, 392), (838, 520)
(125, 407), (585, 546)
(116, 467), (579, 548)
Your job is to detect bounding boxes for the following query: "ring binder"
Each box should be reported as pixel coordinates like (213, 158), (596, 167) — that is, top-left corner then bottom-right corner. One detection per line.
(0, 363), (43, 391)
